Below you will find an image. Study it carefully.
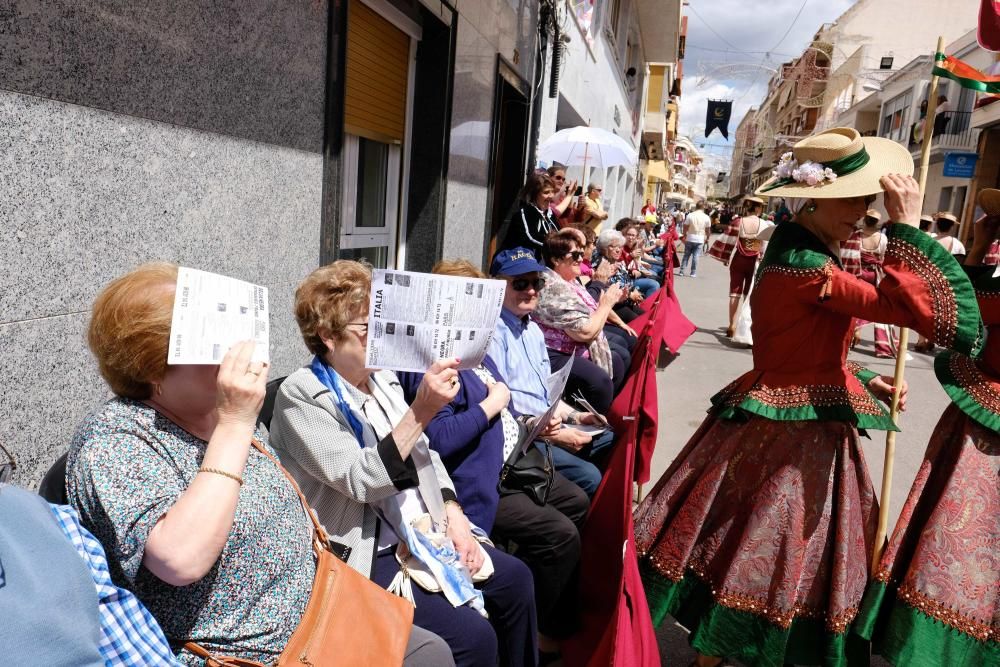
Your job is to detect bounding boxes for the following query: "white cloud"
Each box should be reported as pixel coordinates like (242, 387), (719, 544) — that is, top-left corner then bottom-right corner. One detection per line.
(677, 0), (859, 163)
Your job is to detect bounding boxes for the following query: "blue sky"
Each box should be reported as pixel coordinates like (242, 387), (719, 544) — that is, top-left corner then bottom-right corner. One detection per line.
(678, 0), (857, 170)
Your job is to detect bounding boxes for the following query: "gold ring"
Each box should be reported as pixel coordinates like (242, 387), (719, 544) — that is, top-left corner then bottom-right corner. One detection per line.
(247, 370), (260, 376)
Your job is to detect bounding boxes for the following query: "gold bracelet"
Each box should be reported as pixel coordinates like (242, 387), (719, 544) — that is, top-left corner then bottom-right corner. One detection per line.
(198, 467), (244, 486)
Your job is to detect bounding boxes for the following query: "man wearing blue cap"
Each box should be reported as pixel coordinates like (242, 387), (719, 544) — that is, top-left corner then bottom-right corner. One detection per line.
(487, 247), (616, 496)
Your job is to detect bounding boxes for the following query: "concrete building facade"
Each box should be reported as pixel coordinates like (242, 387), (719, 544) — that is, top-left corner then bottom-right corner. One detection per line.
(535, 0), (683, 225)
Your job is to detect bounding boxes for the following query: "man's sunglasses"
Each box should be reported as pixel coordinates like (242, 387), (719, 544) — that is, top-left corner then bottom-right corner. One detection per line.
(511, 277), (545, 291)
(0, 441), (15, 484)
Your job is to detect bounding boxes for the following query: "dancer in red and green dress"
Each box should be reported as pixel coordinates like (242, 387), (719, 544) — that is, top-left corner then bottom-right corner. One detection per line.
(857, 199), (1000, 666)
(634, 128), (984, 667)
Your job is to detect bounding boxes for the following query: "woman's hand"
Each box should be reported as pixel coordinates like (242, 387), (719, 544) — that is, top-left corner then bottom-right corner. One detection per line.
(630, 289), (643, 303)
(480, 381), (510, 419)
(565, 179), (578, 199)
(868, 375), (908, 412)
(215, 341), (269, 428)
(619, 323), (637, 338)
(593, 260), (616, 283)
(967, 214), (1000, 264)
(881, 174), (922, 226)
(412, 358), (462, 423)
(599, 284), (623, 308)
(446, 504), (484, 575)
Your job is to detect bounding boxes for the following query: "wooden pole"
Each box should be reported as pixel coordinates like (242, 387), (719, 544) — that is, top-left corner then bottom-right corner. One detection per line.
(871, 35), (945, 572)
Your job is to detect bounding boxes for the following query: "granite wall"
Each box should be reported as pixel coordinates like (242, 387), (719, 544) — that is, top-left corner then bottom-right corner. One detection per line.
(1, 0), (328, 488)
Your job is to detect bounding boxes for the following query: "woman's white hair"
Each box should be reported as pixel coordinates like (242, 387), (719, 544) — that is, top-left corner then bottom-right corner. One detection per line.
(596, 229), (625, 252)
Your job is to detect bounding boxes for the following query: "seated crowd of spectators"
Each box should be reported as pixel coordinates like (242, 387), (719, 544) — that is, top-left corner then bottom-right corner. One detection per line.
(3, 166), (673, 666)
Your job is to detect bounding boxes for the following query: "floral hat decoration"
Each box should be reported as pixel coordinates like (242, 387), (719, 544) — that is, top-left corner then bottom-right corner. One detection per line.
(756, 127), (914, 199)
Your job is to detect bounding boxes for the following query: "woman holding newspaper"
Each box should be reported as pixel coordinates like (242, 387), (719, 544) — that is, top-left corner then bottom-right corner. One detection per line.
(398, 259), (591, 662)
(65, 262), (453, 666)
(269, 260), (537, 667)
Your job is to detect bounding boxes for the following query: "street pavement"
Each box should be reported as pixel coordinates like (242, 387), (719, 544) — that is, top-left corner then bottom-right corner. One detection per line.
(649, 244), (948, 665)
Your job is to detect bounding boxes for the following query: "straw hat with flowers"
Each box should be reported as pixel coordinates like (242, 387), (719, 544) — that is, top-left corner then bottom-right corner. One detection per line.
(756, 128), (914, 198)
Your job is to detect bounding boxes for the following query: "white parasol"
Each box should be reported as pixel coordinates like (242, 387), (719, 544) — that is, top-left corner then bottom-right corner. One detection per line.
(537, 126), (639, 176)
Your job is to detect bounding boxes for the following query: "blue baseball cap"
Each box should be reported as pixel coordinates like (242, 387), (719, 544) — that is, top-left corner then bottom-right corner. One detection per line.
(490, 247), (546, 277)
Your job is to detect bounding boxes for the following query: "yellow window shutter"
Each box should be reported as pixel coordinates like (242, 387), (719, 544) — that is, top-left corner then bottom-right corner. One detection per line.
(345, 0), (410, 143)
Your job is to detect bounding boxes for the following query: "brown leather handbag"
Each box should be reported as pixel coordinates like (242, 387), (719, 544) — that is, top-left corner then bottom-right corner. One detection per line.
(184, 441), (414, 666)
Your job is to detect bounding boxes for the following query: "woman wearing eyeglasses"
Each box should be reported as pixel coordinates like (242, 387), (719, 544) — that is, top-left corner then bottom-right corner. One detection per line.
(269, 261), (537, 667)
(546, 164), (579, 225)
(634, 128), (984, 667)
(64, 263), (452, 666)
(533, 230), (635, 411)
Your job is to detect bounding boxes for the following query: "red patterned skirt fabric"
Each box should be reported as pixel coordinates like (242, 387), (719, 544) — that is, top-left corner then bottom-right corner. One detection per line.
(729, 251), (757, 297)
(866, 404), (999, 653)
(635, 416), (878, 640)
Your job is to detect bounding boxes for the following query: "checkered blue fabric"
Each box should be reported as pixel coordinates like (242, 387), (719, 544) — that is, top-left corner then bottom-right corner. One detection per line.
(50, 504), (180, 666)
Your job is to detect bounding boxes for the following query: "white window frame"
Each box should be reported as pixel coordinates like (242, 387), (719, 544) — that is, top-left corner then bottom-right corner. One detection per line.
(340, 135), (402, 268)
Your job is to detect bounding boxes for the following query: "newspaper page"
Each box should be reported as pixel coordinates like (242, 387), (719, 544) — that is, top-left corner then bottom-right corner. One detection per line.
(520, 356), (575, 451)
(167, 267), (269, 365)
(365, 269), (506, 373)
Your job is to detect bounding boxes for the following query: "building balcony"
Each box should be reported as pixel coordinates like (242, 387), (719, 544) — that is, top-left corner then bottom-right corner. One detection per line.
(635, 0), (683, 62)
(642, 110), (666, 159)
(907, 111), (980, 158)
(751, 146), (777, 176)
(972, 97), (1000, 130)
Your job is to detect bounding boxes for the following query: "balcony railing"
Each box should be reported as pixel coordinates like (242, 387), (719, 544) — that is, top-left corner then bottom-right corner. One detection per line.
(909, 111), (979, 153)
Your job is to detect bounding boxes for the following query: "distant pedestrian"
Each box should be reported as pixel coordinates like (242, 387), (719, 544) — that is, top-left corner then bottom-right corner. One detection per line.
(580, 183), (609, 233)
(678, 201), (711, 277)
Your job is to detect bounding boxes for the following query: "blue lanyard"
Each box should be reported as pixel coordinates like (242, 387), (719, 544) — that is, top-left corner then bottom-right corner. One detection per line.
(309, 356), (366, 448)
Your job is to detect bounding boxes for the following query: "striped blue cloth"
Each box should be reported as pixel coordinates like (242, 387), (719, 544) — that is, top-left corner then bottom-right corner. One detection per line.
(50, 504), (180, 667)
(488, 308), (553, 416)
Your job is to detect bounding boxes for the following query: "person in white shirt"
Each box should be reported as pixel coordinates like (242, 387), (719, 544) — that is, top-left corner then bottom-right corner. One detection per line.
(678, 201), (712, 277)
(934, 212), (966, 256)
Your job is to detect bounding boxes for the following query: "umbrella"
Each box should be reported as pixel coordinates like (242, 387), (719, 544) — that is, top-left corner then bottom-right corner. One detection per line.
(537, 126), (638, 177)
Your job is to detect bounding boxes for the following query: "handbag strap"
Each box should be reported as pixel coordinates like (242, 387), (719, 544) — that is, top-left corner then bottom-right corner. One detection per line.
(182, 440), (326, 665)
(249, 439), (328, 551)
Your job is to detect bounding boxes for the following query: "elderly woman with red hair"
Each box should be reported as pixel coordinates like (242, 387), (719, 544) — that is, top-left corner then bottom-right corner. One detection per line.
(67, 262), (451, 666)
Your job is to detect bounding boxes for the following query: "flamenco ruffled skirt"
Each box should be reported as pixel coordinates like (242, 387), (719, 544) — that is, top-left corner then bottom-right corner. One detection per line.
(856, 404), (999, 665)
(634, 416), (878, 666)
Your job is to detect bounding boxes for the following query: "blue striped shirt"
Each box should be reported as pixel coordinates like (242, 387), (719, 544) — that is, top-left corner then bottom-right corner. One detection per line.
(488, 307), (552, 416)
(50, 504), (180, 667)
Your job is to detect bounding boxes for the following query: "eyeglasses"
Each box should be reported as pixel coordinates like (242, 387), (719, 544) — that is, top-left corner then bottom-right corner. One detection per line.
(510, 277), (545, 291)
(345, 321), (369, 335)
(0, 441), (16, 484)
(564, 250), (585, 261)
(552, 175), (565, 181)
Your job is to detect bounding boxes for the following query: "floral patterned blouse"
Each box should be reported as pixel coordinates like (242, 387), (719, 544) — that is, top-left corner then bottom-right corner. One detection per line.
(67, 398), (315, 666)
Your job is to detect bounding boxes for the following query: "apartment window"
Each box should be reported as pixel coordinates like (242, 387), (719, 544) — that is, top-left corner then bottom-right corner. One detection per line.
(880, 56), (894, 70)
(954, 186), (968, 217)
(608, 0), (622, 36)
(938, 186), (954, 214)
(341, 135), (401, 268)
(880, 90), (912, 143)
